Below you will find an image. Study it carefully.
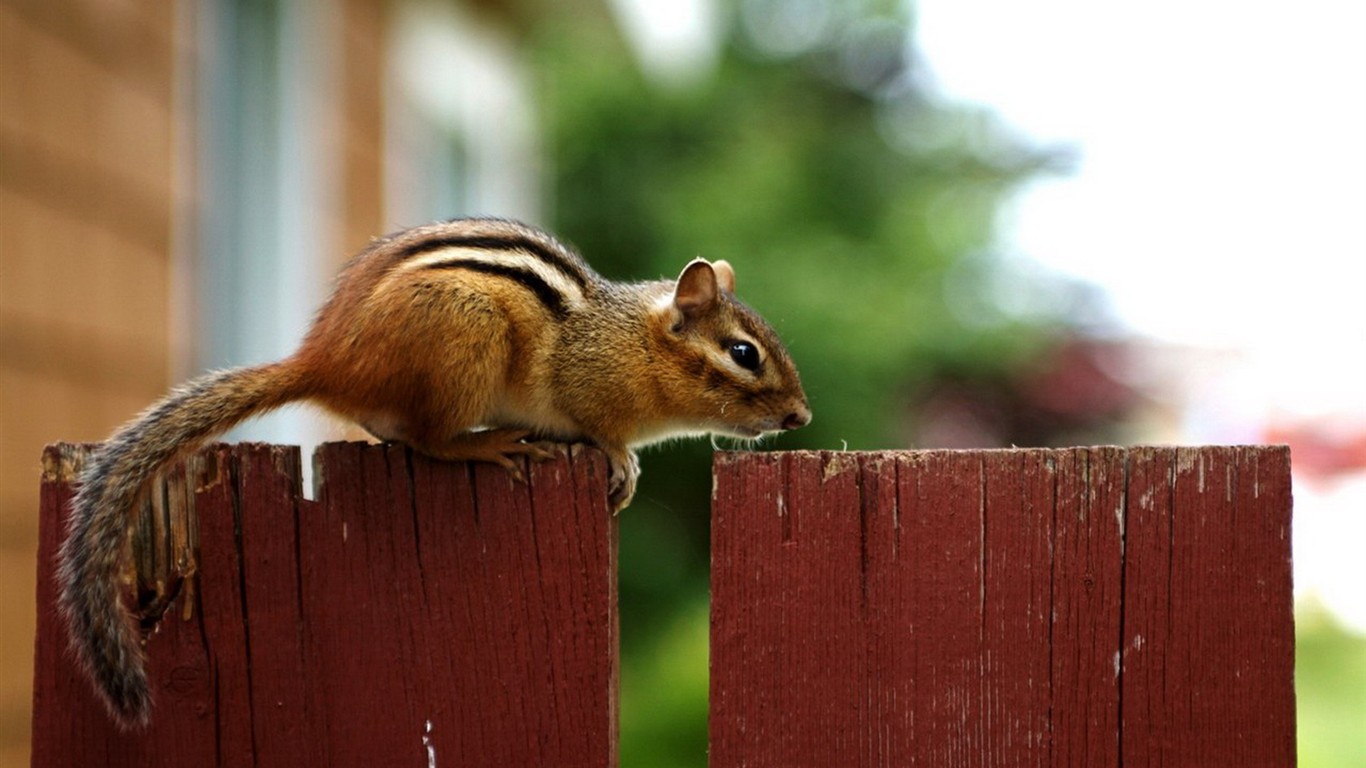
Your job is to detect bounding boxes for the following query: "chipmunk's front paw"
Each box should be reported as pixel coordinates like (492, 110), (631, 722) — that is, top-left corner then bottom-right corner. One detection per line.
(606, 451), (640, 512)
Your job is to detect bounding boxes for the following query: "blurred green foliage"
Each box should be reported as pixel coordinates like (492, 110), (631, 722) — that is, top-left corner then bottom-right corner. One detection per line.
(535, 4), (1069, 451)
(1297, 604), (1366, 768)
(524, 1), (1097, 765)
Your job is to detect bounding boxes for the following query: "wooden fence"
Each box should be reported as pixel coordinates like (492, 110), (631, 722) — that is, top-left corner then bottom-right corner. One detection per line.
(32, 444), (1295, 766)
(33, 442), (618, 767)
(710, 447), (1295, 766)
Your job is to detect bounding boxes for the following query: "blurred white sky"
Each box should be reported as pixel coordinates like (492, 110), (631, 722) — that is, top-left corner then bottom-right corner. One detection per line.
(915, 0), (1366, 409)
(914, 0), (1366, 631)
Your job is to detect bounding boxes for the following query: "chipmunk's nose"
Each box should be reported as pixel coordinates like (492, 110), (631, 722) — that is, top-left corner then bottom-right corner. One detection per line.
(782, 404), (812, 431)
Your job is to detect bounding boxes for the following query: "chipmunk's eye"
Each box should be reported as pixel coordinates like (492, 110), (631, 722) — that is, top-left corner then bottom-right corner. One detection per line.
(728, 341), (760, 371)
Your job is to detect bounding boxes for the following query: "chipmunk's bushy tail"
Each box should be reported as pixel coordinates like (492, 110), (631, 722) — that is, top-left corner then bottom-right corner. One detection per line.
(57, 362), (306, 727)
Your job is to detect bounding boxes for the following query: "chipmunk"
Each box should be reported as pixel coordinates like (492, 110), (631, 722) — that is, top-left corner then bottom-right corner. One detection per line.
(58, 217), (810, 727)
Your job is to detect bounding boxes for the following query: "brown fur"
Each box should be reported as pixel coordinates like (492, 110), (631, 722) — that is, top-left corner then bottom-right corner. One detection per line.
(59, 217), (809, 727)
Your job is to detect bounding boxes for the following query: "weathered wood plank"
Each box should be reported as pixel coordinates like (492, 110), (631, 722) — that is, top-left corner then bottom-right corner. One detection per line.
(33, 444), (227, 767)
(300, 441), (620, 766)
(980, 449), (1054, 767)
(859, 452), (910, 765)
(1120, 446), (1295, 765)
(186, 445), (256, 766)
(1050, 447), (1124, 768)
(710, 446), (1295, 768)
(1114, 445), (1175, 765)
(32, 441), (618, 767)
(236, 444), (318, 765)
(709, 451), (869, 765)
(906, 449), (988, 766)
(708, 450), (785, 762)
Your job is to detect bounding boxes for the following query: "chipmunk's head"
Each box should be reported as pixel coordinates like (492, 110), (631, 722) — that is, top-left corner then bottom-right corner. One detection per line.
(650, 258), (811, 442)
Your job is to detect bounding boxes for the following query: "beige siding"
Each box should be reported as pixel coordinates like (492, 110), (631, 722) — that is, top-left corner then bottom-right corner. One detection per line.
(1, 1), (392, 760)
(0, 1), (178, 763)
(341, 0), (388, 256)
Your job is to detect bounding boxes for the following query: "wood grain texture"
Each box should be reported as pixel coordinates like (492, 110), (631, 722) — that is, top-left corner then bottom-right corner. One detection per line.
(710, 446), (1294, 768)
(32, 441), (617, 767)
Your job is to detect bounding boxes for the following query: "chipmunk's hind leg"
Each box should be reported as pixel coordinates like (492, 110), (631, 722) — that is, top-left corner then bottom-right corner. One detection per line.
(406, 428), (558, 482)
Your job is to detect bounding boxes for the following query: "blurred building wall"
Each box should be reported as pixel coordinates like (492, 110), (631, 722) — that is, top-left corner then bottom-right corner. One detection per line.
(1, 1), (539, 760)
(0, 1), (181, 763)
(0, 0), (397, 762)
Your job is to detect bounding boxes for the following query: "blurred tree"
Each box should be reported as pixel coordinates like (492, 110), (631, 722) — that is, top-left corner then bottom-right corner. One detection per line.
(521, 1), (1113, 765)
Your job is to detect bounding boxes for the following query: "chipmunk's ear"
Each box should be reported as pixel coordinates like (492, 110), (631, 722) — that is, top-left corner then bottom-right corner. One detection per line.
(712, 260), (735, 294)
(673, 259), (720, 318)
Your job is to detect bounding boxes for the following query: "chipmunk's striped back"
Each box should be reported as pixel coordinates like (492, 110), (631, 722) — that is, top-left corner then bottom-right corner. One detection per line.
(376, 218), (599, 320)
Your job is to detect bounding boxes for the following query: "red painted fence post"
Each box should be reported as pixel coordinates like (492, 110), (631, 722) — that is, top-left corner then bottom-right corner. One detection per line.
(34, 443), (1297, 766)
(710, 447), (1295, 767)
(32, 442), (619, 768)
